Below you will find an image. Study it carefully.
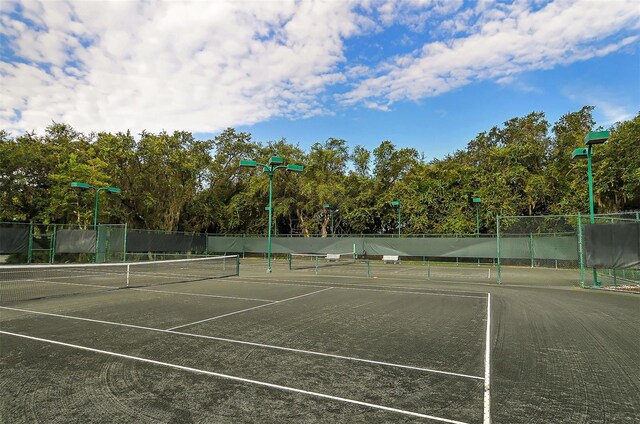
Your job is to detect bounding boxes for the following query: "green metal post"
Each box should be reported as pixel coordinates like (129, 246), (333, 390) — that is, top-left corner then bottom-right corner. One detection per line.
(397, 205), (401, 237)
(50, 224), (57, 264)
(123, 223), (128, 262)
(586, 147), (595, 222)
(27, 222), (34, 264)
(476, 204), (480, 237)
(267, 171), (274, 273)
(586, 147), (600, 287)
(577, 213), (585, 288)
(529, 232), (534, 268)
(496, 215), (502, 285)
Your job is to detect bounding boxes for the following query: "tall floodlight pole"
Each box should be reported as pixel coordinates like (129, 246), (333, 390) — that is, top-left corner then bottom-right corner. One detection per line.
(571, 130), (609, 287)
(323, 204), (335, 237)
(473, 197), (482, 237)
(240, 157), (305, 273)
(391, 200), (401, 237)
(71, 182), (122, 262)
(71, 182), (122, 227)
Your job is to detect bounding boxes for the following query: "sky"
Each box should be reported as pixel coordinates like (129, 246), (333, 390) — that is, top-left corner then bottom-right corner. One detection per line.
(1, 0), (639, 159)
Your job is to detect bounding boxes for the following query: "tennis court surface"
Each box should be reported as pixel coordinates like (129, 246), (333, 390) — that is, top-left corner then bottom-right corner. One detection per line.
(2, 257), (639, 423)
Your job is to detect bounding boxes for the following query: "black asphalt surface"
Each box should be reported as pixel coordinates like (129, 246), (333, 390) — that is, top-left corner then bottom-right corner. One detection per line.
(1, 258), (638, 423)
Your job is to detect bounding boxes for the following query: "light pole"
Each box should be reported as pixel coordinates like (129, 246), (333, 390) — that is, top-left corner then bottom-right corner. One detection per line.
(473, 197), (482, 237)
(323, 204), (335, 237)
(391, 200), (401, 237)
(571, 130), (609, 287)
(71, 182), (122, 263)
(240, 157), (304, 273)
(71, 182), (122, 227)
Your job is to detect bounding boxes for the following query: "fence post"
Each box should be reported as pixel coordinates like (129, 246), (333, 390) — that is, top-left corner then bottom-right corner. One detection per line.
(496, 215), (502, 285)
(27, 222), (34, 264)
(123, 223), (128, 262)
(50, 224), (57, 264)
(577, 213), (585, 288)
(529, 232), (534, 268)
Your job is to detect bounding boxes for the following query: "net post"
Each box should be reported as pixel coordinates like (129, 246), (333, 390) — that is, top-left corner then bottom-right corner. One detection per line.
(314, 255), (318, 275)
(126, 263), (130, 287)
(577, 213), (585, 288)
(496, 215), (502, 285)
(236, 255), (240, 276)
(366, 260), (370, 277)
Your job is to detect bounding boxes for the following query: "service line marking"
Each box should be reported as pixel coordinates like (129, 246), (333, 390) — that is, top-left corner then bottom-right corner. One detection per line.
(167, 287), (334, 331)
(6, 279), (274, 303)
(0, 330), (470, 424)
(0, 306), (483, 380)
(235, 276), (487, 298)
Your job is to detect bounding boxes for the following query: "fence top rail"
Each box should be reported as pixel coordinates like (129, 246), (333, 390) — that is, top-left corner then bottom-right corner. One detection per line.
(206, 233), (499, 238)
(498, 211), (639, 219)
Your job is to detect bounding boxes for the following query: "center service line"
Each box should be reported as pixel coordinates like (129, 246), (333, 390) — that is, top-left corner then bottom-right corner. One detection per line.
(167, 287), (334, 331)
(0, 331), (470, 424)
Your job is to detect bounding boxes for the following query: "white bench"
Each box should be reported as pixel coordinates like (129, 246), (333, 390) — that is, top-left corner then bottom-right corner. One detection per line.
(382, 255), (399, 264)
(326, 253), (341, 261)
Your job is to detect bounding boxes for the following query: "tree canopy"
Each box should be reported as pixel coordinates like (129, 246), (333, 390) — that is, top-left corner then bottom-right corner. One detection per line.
(1, 106), (638, 235)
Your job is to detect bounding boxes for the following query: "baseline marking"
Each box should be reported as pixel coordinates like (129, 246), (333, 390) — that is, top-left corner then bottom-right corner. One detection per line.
(0, 330), (470, 424)
(167, 287), (334, 331)
(0, 306), (483, 380)
(484, 293), (491, 424)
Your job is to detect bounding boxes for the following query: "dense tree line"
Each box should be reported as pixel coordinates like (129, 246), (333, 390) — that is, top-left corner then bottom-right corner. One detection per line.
(1, 106), (638, 235)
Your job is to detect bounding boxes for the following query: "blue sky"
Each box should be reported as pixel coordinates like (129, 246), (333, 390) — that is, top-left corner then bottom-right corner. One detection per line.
(1, 0), (639, 159)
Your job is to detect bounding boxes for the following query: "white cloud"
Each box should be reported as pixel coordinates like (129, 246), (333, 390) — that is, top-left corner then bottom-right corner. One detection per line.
(0, 0), (638, 135)
(0, 0), (366, 134)
(339, 0), (640, 108)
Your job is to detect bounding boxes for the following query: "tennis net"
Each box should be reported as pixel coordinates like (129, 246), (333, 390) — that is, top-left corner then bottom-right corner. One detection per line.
(0, 255), (239, 303)
(288, 252), (356, 271)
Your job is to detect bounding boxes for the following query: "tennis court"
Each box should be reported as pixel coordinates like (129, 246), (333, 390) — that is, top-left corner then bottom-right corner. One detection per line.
(2, 257), (639, 423)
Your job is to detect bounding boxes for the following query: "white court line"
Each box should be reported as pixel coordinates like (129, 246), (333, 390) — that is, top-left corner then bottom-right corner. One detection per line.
(8, 279), (274, 303)
(236, 277), (486, 299)
(484, 293), (491, 424)
(0, 330), (470, 424)
(237, 274), (488, 295)
(14, 278), (116, 289)
(167, 287), (334, 331)
(243, 273), (493, 292)
(0, 306), (483, 380)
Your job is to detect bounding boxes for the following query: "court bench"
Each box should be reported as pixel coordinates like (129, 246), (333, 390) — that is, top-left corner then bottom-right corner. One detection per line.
(382, 255), (400, 264)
